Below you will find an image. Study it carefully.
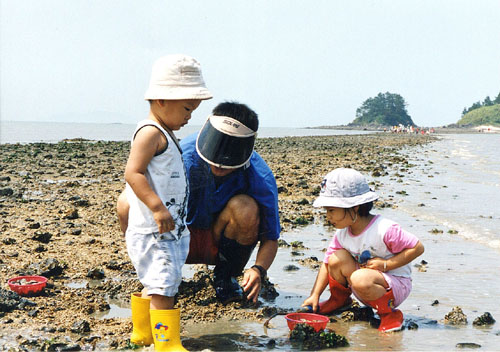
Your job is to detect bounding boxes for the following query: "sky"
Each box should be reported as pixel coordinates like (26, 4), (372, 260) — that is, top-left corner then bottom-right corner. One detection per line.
(1, 0), (500, 128)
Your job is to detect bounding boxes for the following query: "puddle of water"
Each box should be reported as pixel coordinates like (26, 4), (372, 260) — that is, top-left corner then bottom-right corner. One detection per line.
(92, 298), (131, 320)
(65, 281), (87, 289)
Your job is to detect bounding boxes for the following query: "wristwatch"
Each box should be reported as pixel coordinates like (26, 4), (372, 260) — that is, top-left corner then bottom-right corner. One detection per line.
(251, 264), (267, 279)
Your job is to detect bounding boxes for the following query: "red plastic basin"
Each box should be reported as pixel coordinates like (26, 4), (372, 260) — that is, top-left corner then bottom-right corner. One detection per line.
(285, 312), (329, 332)
(7, 275), (47, 296)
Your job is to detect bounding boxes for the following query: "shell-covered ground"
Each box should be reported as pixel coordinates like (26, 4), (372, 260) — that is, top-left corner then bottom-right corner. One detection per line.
(0, 133), (433, 350)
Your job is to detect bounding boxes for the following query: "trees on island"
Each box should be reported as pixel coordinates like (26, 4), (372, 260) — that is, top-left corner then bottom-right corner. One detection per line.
(350, 92), (415, 127)
(462, 91), (500, 116)
(458, 91), (500, 127)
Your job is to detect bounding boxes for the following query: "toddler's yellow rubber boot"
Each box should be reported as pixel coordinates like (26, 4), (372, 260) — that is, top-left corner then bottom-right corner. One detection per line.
(150, 308), (187, 351)
(130, 293), (153, 346)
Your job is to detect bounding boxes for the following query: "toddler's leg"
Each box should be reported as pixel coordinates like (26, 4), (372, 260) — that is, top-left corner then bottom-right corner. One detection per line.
(150, 295), (174, 310)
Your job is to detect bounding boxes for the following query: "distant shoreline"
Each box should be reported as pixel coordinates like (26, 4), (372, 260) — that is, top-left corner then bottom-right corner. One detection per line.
(305, 125), (494, 134)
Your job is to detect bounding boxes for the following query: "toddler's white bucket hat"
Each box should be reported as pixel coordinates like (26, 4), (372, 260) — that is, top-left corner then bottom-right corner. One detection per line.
(144, 54), (212, 100)
(313, 168), (378, 208)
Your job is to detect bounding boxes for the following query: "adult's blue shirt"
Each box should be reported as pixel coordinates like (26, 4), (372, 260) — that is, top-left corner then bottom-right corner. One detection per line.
(180, 133), (281, 240)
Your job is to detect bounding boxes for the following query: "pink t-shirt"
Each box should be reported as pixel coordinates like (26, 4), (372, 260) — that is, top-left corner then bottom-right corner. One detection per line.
(323, 215), (419, 264)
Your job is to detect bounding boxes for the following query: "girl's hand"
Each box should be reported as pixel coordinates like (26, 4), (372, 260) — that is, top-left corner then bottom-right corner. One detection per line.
(301, 295), (320, 313)
(153, 207), (175, 234)
(365, 257), (387, 272)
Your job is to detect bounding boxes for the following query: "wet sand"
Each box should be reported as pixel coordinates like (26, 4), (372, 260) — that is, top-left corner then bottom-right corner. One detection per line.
(1, 133), (497, 350)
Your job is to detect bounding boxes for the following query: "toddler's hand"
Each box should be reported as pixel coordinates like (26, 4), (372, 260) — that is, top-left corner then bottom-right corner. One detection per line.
(153, 207), (175, 234)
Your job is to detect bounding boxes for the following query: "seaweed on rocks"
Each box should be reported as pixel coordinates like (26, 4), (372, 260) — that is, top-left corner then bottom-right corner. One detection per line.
(0, 288), (37, 313)
(290, 323), (348, 350)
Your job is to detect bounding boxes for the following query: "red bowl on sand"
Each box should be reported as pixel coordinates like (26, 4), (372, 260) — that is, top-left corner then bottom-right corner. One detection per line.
(7, 275), (47, 296)
(285, 312), (329, 332)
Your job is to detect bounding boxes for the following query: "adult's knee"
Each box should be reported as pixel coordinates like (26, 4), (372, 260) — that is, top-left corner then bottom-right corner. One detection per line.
(226, 195), (260, 231)
(116, 191), (129, 233)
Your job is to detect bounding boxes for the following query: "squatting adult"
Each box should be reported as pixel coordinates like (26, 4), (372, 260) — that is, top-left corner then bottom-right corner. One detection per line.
(118, 101), (280, 304)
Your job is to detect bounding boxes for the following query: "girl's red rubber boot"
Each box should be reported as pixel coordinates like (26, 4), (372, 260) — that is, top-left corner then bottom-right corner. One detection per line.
(318, 275), (352, 314)
(366, 289), (403, 332)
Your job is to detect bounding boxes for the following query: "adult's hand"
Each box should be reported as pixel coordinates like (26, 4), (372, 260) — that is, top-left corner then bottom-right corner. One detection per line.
(242, 267), (262, 303)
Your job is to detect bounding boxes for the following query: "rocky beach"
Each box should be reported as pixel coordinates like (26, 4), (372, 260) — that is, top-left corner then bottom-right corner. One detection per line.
(1, 133), (497, 351)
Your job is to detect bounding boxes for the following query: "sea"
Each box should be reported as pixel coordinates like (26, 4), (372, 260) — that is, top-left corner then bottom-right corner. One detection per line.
(0, 120), (371, 144)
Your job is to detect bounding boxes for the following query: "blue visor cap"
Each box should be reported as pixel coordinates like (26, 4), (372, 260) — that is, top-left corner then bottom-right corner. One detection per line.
(195, 115), (257, 169)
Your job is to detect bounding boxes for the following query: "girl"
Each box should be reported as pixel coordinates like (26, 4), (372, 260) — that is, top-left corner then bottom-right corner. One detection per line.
(302, 168), (424, 332)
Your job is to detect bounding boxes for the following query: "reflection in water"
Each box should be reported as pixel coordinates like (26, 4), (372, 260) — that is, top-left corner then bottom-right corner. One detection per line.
(183, 333), (284, 351)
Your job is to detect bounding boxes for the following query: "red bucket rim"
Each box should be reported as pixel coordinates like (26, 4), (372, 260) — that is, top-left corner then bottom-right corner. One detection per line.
(7, 275), (48, 286)
(284, 312), (329, 323)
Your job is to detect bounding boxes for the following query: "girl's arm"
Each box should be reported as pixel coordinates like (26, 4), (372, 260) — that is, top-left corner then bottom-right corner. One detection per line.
(365, 241), (424, 272)
(124, 126), (174, 234)
(301, 262), (329, 312)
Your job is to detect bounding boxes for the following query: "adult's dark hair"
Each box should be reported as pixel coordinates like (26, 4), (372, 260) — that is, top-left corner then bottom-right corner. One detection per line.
(357, 202), (373, 217)
(212, 101), (259, 132)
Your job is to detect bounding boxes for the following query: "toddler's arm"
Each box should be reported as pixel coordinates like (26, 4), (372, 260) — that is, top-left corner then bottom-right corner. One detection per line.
(125, 126), (174, 234)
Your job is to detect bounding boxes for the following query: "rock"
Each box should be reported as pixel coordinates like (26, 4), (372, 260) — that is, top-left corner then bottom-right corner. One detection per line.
(444, 306), (467, 325)
(298, 256), (321, 269)
(0, 188), (14, 196)
(26, 258), (66, 277)
(278, 239), (290, 248)
(87, 268), (105, 280)
(2, 237), (16, 245)
(0, 289), (30, 313)
(27, 222), (41, 229)
(283, 265), (300, 271)
(407, 321), (418, 330)
(296, 198), (309, 205)
(71, 320), (91, 334)
(32, 231), (52, 243)
(290, 241), (306, 249)
(260, 277), (279, 300)
(472, 312), (495, 326)
(64, 208), (79, 220)
(456, 342), (481, 349)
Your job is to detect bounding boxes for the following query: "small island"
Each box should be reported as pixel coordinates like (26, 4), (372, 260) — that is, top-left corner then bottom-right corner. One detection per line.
(311, 91), (500, 133)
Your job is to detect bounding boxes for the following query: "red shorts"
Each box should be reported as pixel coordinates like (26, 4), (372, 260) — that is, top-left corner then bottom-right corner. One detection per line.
(185, 226), (219, 265)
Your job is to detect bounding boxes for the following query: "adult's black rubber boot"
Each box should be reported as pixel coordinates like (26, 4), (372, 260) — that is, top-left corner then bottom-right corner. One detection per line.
(213, 233), (256, 304)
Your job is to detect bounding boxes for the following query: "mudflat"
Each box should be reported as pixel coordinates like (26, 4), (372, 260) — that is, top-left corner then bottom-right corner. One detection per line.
(0, 133), (434, 350)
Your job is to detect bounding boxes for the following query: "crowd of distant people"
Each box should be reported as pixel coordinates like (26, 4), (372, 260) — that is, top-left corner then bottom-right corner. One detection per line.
(385, 124), (435, 134)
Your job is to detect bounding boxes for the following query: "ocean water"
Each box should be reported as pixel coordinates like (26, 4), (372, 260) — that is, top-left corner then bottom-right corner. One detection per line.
(378, 133), (500, 251)
(0, 120), (371, 144)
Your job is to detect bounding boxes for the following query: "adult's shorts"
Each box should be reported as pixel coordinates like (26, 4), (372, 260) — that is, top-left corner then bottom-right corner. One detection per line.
(185, 226), (219, 265)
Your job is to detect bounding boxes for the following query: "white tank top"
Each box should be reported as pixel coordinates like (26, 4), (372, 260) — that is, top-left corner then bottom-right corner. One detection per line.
(125, 120), (189, 239)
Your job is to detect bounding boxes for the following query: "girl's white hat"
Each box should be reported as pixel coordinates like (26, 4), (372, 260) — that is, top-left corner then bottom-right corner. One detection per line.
(144, 54), (212, 100)
(313, 168), (378, 208)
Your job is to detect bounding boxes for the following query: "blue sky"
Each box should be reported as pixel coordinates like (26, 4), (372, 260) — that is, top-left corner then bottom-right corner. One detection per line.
(1, 0), (499, 128)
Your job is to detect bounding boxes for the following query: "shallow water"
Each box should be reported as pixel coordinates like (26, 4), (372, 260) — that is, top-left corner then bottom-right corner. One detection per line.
(172, 209), (499, 351)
